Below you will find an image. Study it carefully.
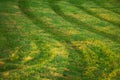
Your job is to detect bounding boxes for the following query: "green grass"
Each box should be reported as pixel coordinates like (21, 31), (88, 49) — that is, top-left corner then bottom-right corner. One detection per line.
(0, 0), (120, 80)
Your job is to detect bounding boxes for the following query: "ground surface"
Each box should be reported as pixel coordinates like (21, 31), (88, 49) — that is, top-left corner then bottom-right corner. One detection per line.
(0, 0), (120, 80)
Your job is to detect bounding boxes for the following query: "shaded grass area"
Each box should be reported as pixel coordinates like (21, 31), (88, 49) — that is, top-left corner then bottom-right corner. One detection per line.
(93, 0), (120, 14)
(0, 0), (120, 80)
(0, 0), (69, 79)
(68, 0), (120, 27)
(49, 0), (120, 43)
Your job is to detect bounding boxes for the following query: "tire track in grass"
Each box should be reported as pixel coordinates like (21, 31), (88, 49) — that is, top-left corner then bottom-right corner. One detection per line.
(0, 0), (97, 77)
(68, 0), (120, 27)
(49, 0), (119, 53)
(82, 0), (120, 27)
(19, 0), (120, 79)
(18, 3), (82, 78)
(88, 0), (120, 26)
(19, 0), (119, 53)
(0, 11), (52, 76)
(65, 40), (120, 80)
(47, 0), (119, 79)
(49, 1), (120, 43)
(0, 1), (69, 79)
(92, 0), (120, 14)
(0, 0), (119, 79)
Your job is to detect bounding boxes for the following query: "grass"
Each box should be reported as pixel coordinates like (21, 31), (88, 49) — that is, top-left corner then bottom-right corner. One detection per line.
(0, 0), (120, 80)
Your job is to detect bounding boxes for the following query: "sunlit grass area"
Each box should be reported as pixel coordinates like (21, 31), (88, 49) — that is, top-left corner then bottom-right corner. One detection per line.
(0, 0), (120, 80)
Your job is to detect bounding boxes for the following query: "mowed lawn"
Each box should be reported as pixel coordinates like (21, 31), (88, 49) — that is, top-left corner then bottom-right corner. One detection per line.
(0, 0), (120, 80)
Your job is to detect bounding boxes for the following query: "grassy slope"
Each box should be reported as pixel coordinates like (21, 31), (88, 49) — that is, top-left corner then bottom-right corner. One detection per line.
(0, 0), (120, 80)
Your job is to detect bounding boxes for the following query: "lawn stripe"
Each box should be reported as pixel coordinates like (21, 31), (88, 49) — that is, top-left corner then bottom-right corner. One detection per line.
(49, 1), (120, 43)
(68, 0), (120, 27)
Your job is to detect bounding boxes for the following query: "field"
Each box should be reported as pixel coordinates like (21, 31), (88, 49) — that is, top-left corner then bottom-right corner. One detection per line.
(0, 0), (120, 80)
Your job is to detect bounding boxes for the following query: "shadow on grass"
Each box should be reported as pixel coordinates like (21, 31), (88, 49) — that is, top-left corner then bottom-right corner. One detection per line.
(48, 0), (120, 43)
(17, 0), (120, 80)
(0, 0), (23, 76)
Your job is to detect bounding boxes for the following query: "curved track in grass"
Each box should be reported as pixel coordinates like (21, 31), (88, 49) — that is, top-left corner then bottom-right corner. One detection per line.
(0, 0), (120, 80)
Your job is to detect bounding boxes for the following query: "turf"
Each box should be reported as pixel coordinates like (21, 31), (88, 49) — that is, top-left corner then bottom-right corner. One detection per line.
(0, 0), (120, 80)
